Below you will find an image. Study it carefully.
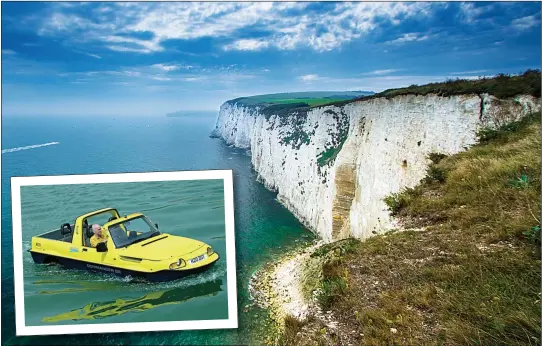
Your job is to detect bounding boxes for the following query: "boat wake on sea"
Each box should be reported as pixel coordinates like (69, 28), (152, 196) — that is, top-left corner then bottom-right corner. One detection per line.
(2, 142), (60, 154)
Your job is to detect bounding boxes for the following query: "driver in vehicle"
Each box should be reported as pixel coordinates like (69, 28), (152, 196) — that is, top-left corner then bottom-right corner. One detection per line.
(90, 224), (109, 248)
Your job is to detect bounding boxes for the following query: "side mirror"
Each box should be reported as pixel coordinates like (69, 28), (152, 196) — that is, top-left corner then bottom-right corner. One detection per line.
(96, 242), (108, 253)
(154, 223), (159, 229)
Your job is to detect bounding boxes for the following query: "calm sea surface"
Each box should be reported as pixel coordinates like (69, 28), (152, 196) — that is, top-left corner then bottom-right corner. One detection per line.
(1, 113), (314, 345)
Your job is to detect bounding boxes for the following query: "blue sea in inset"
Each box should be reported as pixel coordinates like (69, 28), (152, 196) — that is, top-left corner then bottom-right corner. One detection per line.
(1, 112), (313, 345)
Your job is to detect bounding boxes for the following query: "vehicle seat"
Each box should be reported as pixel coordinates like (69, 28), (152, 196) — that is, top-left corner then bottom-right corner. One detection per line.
(83, 221), (93, 247)
(60, 224), (74, 242)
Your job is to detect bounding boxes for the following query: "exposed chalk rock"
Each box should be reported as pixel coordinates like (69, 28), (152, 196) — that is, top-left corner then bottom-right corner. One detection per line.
(213, 94), (540, 241)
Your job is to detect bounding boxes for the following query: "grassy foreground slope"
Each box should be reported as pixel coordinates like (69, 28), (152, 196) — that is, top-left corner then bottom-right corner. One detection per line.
(282, 112), (541, 345)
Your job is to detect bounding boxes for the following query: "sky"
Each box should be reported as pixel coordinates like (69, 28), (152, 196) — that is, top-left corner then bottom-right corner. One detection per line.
(1, 1), (541, 116)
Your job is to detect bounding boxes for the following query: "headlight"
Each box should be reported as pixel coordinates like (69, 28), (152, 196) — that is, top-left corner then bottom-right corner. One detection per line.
(169, 258), (186, 270)
(207, 247), (214, 256)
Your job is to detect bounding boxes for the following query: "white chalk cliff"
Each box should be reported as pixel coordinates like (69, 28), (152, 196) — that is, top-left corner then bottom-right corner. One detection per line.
(213, 94), (540, 242)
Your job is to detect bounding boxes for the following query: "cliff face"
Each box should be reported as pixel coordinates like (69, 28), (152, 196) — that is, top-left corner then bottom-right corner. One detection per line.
(213, 94), (540, 242)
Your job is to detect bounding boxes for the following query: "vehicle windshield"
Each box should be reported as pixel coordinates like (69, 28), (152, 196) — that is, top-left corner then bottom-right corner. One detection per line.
(108, 216), (161, 248)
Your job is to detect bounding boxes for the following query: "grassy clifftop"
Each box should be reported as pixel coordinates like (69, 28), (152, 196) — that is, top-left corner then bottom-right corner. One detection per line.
(226, 91), (373, 108)
(327, 69), (541, 107)
(280, 112), (541, 345)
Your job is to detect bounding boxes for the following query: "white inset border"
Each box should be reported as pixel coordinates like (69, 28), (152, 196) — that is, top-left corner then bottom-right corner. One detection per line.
(11, 169), (238, 336)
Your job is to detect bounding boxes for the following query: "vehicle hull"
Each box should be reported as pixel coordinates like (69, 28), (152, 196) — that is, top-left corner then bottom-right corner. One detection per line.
(29, 250), (220, 283)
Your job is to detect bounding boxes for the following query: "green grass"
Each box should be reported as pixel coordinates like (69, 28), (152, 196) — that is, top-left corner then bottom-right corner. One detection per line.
(301, 239), (361, 309)
(383, 187), (421, 216)
(256, 97), (353, 107)
(285, 111), (542, 345)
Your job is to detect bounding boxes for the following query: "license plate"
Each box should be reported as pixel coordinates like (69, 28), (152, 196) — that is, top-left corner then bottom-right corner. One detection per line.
(190, 254), (206, 264)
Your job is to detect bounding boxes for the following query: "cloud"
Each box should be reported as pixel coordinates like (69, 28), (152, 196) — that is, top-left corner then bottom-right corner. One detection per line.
(102, 35), (162, 54)
(151, 76), (172, 81)
(184, 77), (204, 82)
(386, 32), (434, 44)
(361, 69), (403, 76)
(85, 52), (102, 59)
(73, 49), (102, 59)
(151, 63), (180, 72)
(33, 2), (443, 53)
(299, 74), (321, 82)
(459, 3), (494, 24)
(511, 15), (540, 31)
(223, 39), (269, 51)
(2, 49), (17, 55)
(111, 46), (151, 54)
(449, 70), (490, 75)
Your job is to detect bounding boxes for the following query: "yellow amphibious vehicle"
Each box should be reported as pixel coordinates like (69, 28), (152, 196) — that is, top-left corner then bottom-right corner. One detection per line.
(29, 208), (220, 282)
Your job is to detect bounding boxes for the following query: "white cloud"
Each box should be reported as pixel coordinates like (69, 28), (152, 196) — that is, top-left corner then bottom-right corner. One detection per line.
(123, 71), (141, 77)
(449, 70), (490, 75)
(85, 52), (102, 59)
(511, 15), (540, 31)
(387, 32), (433, 44)
(102, 35), (162, 54)
(459, 3), (493, 24)
(151, 63), (180, 72)
(152, 76), (172, 81)
(73, 49), (102, 59)
(223, 39), (269, 51)
(184, 77), (205, 82)
(361, 69), (403, 76)
(106, 45), (153, 54)
(34, 2), (442, 53)
(2, 49), (16, 55)
(299, 74), (320, 82)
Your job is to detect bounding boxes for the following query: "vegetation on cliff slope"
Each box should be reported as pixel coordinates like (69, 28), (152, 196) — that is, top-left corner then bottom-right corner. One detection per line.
(280, 112), (541, 346)
(316, 109), (350, 169)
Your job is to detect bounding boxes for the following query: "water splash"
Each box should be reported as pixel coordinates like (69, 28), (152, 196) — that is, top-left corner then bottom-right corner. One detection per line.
(2, 141), (59, 154)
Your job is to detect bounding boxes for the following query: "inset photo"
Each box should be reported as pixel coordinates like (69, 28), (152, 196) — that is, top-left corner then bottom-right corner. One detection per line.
(11, 170), (237, 336)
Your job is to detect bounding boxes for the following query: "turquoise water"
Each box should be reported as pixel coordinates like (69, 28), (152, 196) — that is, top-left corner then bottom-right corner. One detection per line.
(20, 179), (228, 326)
(2, 113), (314, 345)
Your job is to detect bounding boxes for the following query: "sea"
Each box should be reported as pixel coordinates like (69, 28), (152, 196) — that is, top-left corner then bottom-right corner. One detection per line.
(1, 112), (314, 345)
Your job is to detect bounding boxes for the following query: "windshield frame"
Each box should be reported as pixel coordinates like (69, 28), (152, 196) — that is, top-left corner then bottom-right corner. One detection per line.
(107, 215), (161, 249)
